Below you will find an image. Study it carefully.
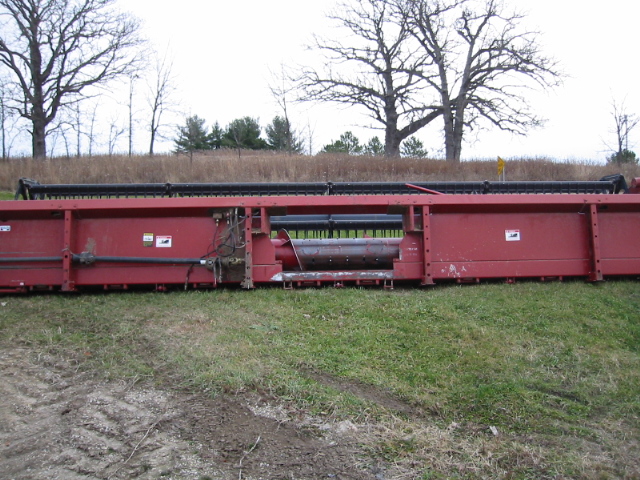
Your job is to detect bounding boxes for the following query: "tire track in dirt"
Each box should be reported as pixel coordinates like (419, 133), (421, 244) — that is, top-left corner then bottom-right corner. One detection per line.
(0, 348), (376, 479)
(0, 348), (222, 479)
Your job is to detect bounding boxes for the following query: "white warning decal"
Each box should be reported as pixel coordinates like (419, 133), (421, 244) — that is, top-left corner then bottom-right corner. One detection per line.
(0, 226), (10, 232)
(156, 235), (172, 248)
(505, 229), (521, 241)
(143, 233), (154, 247)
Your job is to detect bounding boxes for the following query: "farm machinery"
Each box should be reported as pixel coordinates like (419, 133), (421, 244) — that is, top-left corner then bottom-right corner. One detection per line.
(1, 175), (640, 293)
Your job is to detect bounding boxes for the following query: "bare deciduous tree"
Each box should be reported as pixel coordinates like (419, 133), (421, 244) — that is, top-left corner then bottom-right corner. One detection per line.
(299, 0), (560, 162)
(0, 0), (144, 158)
(128, 76), (135, 157)
(107, 116), (124, 156)
(85, 102), (99, 156)
(46, 118), (72, 158)
(607, 97), (639, 163)
(305, 119), (317, 156)
(146, 50), (178, 155)
(401, 0), (561, 163)
(67, 102), (84, 157)
(297, 0), (442, 157)
(269, 65), (304, 155)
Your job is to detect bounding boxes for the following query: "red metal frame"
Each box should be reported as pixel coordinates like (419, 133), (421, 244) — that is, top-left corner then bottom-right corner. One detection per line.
(1, 193), (639, 292)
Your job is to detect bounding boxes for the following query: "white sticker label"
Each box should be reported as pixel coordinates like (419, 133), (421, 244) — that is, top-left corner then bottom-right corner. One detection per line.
(0, 226), (10, 232)
(156, 235), (172, 248)
(505, 229), (521, 241)
(143, 233), (154, 247)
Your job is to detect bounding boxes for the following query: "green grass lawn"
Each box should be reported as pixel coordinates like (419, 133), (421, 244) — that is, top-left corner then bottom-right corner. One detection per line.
(1, 281), (639, 478)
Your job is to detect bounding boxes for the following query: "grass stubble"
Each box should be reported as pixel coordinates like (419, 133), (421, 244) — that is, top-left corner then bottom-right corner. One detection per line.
(1, 281), (638, 479)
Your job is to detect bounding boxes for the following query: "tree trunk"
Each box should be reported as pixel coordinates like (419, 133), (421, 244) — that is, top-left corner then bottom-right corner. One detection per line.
(443, 106), (463, 164)
(384, 102), (402, 157)
(443, 109), (457, 163)
(385, 128), (402, 157)
(30, 41), (48, 159)
(444, 132), (463, 163)
(149, 104), (158, 155)
(444, 127), (462, 164)
(31, 118), (47, 159)
(128, 77), (135, 157)
(149, 124), (156, 155)
(0, 96), (6, 160)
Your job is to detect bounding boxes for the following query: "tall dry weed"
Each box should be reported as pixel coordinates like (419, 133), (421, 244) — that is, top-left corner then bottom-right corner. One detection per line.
(1, 151), (638, 191)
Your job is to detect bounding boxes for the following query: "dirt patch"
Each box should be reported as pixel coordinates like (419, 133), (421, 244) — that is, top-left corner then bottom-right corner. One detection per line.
(303, 369), (421, 419)
(0, 347), (379, 479)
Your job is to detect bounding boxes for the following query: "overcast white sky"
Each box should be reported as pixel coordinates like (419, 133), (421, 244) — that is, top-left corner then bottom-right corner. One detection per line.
(125, 0), (640, 162)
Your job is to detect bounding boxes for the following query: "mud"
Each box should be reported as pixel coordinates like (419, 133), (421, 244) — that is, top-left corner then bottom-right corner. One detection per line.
(0, 347), (379, 479)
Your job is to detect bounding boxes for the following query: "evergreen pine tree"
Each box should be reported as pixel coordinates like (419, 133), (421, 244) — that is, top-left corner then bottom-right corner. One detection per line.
(174, 115), (214, 153)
